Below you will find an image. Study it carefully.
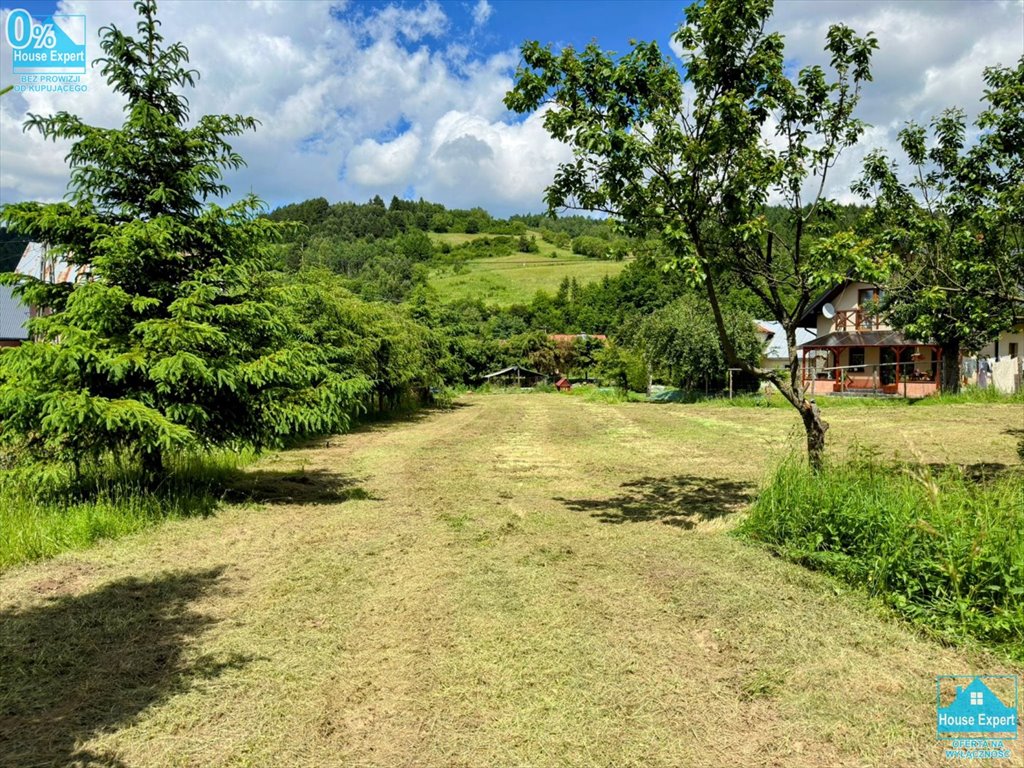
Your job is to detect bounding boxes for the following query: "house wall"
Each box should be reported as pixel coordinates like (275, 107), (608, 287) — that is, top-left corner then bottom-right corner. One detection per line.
(976, 323), (1024, 361)
(0, 285), (30, 344)
(809, 346), (940, 382)
(816, 282), (889, 336)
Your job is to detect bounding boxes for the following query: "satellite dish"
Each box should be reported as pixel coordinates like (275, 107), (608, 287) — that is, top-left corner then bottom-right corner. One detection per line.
(822, 303), (836, 319)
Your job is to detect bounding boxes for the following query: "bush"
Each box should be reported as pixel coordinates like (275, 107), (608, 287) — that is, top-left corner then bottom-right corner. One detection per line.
(570, 235), (610, 259)
(740, 455), (1024, 659)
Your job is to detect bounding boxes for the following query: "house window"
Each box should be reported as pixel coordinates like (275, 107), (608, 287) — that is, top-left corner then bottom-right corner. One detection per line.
(1011, 343), (1019, 358)
(848, 347), (865, 372)
(971, 691), (984, 706)
(858, 288), (879, 329)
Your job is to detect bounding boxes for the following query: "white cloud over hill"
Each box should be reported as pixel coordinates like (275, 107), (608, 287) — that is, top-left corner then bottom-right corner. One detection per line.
(1, 0), (1021, 216)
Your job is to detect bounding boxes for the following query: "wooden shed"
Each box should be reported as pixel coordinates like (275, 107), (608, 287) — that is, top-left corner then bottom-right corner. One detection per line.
(554, 377), (572, 391)
(481, 365), (547, 388)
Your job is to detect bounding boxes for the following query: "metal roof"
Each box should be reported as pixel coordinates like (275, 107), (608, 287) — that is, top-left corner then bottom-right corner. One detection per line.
(483, 365), (547, 379)
(756, 320), (816, 359)
(0, 285), (29, 341)
(798, 330), (931, 348)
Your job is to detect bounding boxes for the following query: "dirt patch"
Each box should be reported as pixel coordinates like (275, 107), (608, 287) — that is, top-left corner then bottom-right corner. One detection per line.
(27, 560), (99, 599)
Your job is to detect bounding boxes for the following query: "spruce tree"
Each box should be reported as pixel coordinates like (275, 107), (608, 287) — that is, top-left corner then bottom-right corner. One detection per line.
(0, 0), (367, 479)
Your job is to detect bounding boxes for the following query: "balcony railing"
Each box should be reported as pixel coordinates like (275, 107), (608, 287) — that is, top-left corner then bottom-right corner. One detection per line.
(834, 309), (877, 331)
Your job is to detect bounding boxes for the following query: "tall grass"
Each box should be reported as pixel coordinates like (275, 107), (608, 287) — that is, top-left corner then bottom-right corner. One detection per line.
(912, 386), (1024, 406)
(0, 450), (250, 571)
(740, 455), (1024, 660)
(720, 385), (1023, 409)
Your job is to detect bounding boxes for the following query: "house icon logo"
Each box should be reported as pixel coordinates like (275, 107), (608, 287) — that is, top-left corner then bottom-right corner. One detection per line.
(936, 675), (1019, 738)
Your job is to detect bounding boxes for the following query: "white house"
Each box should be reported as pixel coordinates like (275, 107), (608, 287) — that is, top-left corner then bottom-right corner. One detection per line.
(0, 242), (84, 349)
(796, 279), (1022, 397)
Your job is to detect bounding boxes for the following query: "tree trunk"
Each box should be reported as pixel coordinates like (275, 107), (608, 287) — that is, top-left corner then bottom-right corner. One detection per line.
(940, 341), (961, 394)
(140, 447), (164, 485)
(800, 400), (829, 471)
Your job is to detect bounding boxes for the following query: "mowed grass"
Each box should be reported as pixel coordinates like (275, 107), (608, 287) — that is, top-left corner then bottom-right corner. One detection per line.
(1, 396), (1021, 767)
(428, 231), (626, 305)
(428, 230), (575, 257)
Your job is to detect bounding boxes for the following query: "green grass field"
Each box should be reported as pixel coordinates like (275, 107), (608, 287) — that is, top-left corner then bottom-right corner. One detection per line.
(428, 230), (627, 305)
(1, 395), (1020, 767)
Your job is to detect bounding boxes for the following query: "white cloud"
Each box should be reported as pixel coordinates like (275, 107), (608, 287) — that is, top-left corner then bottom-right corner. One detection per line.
(1, 0), (1021, 217)
(417, 108), (573, 210)
(363, 0), (448, 42)
(472, 0), (493, 29)
(348, 130), (423, 187)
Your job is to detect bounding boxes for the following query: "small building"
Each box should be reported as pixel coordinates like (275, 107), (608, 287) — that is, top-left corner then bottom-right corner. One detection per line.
(0, 286), (30, 348)
(797, 281), (944, 397)
(755, 321), (815, 370)
(0, 242), (87, 349)
(482, 365), (547, 388)
(554, 377), (572, 391)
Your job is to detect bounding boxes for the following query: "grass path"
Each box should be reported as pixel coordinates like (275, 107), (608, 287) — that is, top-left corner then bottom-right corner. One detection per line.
(1, 395), (1021, 767)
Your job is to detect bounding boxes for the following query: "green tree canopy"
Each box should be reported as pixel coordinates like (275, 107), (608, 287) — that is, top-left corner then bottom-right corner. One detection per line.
(505, 0), (879, 466)
(0, 0), (365, 478)
(630, 297), (761, 392)
(853, 57), (1024, 391)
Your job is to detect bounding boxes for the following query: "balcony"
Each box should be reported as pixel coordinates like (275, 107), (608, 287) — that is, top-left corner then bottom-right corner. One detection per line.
(833, 309), (878, 331)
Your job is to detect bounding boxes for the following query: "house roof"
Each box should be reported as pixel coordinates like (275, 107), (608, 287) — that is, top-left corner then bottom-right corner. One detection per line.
(756, 320), (816, 359)
(16, 242), (85, 284)
(799, 330), (930, 348)
(796, 285), (847, 328)
(0, 285), (30, 341)
(482, 365), (546, 379)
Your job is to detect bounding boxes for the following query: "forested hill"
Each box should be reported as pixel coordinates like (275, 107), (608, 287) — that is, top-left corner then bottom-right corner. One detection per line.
(266, 195), (617, 242)
(255, 195), (877, 394)
(264, 195), (631, 305)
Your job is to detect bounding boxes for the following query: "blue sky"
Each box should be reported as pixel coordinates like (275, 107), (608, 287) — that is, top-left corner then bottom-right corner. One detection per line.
(2, 1), (1022, 215)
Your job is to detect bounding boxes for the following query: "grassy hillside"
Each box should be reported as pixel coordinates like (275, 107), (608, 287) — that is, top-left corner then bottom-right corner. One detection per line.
(429, 230), (627, 305)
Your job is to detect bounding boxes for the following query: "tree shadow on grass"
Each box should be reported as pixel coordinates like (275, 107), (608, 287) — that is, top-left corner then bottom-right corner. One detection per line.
(924, 462), (1014, 482)
(221, 468), (375, 505)
(557, 474), (754, 528)
(0, 567), (251, 767)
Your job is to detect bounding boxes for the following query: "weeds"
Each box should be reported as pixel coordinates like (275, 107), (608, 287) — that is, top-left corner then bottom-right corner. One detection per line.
(0, 450), (252, 570)
(911, 386), (1024, 406)
(740, 453), (1024, 660)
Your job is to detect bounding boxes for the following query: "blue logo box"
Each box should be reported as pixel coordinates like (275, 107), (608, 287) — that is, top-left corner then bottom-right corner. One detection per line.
(936, 675), (1019, 739)
(6, 9), (86, 73)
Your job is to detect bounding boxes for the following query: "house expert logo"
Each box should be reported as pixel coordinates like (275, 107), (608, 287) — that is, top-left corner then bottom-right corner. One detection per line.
(5, 7), (87, 81)
(937, 675), (1019, 761)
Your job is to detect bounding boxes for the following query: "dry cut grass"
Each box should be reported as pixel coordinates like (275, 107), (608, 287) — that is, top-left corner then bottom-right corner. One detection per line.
(1, 395), (1021, 767)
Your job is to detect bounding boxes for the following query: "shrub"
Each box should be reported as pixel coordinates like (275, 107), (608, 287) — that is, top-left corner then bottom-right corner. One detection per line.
(740, 455), (1024, 659)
